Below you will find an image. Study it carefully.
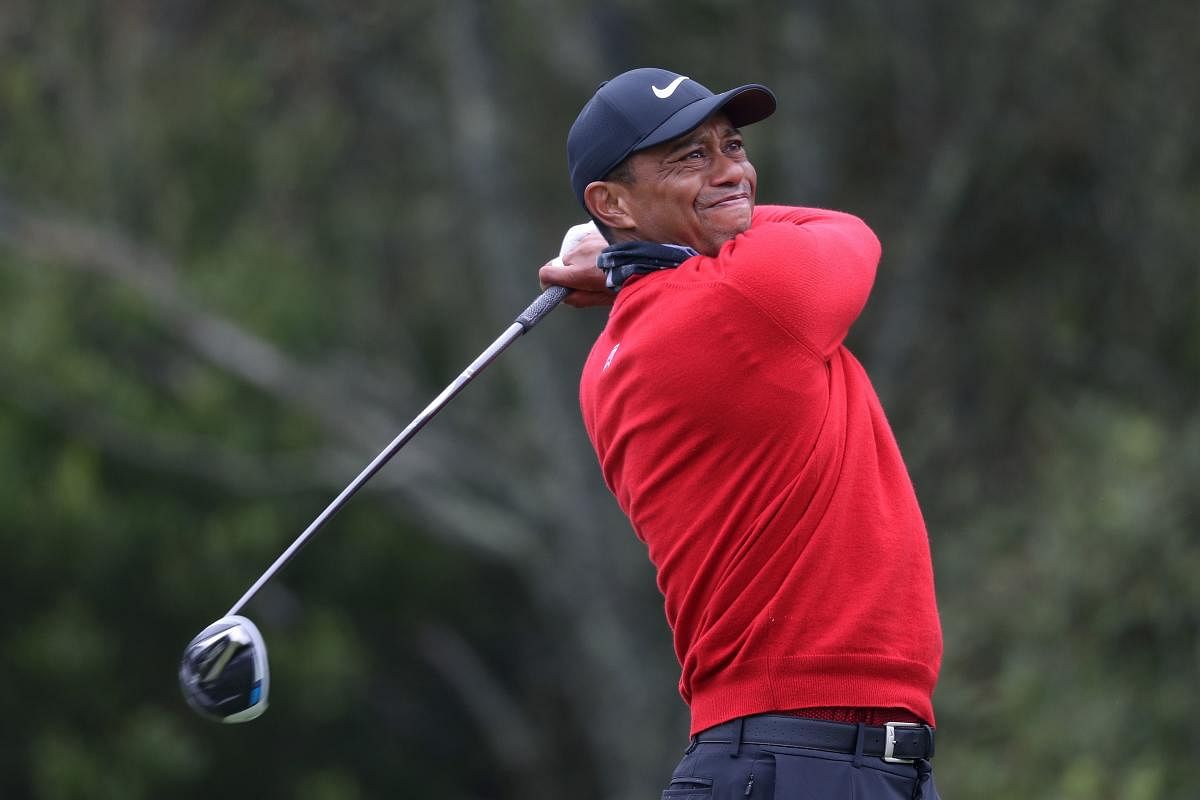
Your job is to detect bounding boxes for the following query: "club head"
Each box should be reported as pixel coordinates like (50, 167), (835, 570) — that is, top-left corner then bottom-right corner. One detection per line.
(179, 615), (269, 723)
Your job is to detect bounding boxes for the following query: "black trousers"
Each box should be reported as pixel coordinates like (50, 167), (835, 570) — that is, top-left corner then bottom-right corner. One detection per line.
(662, 717), (940, 800)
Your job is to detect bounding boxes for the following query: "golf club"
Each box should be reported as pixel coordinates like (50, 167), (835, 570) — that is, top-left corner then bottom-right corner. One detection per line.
(180, 281), (573, 723)
(180, 615), (270, 723)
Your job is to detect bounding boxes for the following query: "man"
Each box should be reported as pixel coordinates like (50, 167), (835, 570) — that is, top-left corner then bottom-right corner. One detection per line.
(539, 68), (943, 800)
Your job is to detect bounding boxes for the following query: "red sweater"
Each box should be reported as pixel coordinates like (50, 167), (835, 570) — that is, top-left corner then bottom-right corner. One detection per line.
(579, 206), (942, 735)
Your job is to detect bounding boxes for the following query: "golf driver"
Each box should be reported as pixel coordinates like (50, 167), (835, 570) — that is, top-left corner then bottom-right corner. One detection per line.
(180, 244), (587, 721)
(180, 615), (270, 723)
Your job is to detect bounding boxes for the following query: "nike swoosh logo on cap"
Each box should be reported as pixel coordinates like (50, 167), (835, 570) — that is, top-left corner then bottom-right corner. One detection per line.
(651, 76), (689, 99)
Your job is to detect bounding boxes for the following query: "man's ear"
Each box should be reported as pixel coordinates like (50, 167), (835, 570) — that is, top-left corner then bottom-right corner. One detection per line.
(584, 181), (635, 233)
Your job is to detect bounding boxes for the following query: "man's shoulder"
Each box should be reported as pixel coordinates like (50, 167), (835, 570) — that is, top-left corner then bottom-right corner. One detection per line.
(750, 204), (809, 226)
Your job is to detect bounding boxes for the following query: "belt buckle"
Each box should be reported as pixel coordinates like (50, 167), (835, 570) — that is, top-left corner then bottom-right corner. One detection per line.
(882, 721), (921, 763)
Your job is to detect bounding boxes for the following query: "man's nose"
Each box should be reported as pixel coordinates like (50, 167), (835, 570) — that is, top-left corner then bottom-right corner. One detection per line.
(709, 152), (747, 184)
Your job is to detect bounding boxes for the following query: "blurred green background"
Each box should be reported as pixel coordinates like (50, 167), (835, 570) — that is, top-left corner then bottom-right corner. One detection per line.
(1, 1), (1197, 798)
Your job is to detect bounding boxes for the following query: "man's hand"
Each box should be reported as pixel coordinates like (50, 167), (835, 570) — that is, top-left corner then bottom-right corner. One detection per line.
(539, 222), (613, 308)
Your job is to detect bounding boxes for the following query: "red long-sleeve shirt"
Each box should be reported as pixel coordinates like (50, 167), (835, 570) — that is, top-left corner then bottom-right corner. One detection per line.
(579, 206), (942, 735)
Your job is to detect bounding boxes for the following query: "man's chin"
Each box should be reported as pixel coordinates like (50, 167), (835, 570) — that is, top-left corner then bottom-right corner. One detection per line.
(701, 206), (753, 246)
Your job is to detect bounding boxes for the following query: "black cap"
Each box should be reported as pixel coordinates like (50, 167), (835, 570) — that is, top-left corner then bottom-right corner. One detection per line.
(567, 68), (776, 209)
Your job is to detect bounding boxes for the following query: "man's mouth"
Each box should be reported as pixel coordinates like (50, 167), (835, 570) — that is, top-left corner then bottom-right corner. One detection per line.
(704, 192), (751, 210)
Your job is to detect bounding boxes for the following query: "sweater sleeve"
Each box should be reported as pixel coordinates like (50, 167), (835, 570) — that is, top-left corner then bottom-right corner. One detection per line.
(716, 205), (881, 358)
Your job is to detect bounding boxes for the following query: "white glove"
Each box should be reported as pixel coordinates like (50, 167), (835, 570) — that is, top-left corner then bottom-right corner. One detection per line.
(550, 221), (599, 268)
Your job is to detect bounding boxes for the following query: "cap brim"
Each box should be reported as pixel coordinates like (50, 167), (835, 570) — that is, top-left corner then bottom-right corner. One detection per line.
(635, 84), (776, 154)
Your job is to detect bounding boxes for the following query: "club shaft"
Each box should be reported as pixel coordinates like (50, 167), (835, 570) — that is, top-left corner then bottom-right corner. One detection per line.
(225, 286), (569, 617)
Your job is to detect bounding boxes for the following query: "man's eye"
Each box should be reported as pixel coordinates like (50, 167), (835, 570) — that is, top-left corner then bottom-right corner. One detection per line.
(726, 140), (745, 153)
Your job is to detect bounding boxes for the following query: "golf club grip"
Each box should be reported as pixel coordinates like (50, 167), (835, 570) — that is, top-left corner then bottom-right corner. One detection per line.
(516, 285), (570, 330)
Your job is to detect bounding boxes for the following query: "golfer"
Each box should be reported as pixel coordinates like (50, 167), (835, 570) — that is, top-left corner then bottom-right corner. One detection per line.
(540, 68), (943, 799)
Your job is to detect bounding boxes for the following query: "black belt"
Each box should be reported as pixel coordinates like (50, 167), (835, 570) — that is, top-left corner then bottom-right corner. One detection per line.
(695, 715), (935, 763)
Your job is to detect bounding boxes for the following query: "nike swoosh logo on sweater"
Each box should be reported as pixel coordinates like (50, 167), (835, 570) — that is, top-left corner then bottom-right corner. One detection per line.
(603, 342), (621, 371)
(651, 76), (688, 99)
